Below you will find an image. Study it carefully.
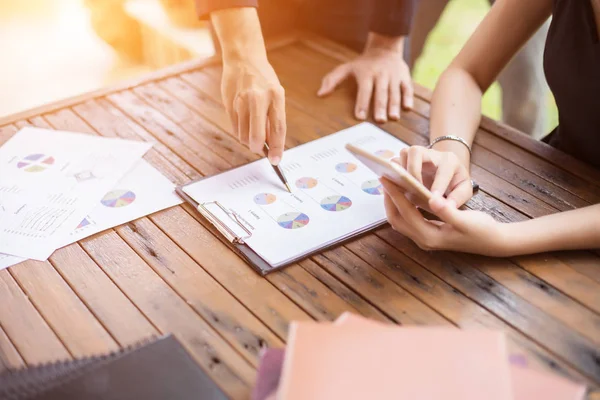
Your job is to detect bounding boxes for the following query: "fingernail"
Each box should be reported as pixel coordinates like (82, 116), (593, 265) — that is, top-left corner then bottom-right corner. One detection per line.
(432, 190), (442, 197)
(406, 98), (414, 109)
(356, 110), (366, 120)
(375, 112), (386, 123)
(390, 111), (400, 120)
(270, 156), (281, 166)
(317, 89), (324, 96)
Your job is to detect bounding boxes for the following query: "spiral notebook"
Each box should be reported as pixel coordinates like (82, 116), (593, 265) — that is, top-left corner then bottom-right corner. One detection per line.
(177, 123), (409, 275)
(0, 335), (228, 400)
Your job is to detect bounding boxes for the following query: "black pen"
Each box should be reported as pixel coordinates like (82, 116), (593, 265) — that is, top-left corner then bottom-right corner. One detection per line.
(263, 143), (292, 193)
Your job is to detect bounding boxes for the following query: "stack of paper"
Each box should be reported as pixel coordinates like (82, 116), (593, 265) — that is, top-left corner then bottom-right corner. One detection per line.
(0, 128), (182, 270)
(253, 313), (587, 400)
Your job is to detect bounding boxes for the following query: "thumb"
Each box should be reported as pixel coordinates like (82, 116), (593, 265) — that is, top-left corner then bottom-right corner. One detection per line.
(429, 195), (466, 230)
(317, 64), (350, 97)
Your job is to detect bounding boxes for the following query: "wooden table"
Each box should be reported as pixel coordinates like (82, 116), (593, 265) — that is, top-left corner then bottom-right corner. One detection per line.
(1, 34), (599, 399)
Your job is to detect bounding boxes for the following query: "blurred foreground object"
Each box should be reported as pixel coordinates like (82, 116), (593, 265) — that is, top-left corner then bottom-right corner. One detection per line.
(0, 335), (228, 400)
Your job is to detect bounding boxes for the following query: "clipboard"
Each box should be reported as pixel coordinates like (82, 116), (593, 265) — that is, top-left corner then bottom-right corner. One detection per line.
(176, 181), (388, 276)
(175, 122), (479, 276)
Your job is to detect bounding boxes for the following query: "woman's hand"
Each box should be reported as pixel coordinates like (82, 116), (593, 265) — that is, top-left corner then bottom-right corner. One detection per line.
(396, 146), (473, 207)
(381, 178), (509, 256)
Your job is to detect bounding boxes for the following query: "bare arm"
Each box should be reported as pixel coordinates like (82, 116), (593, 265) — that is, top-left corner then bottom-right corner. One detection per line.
(211, 8), (286, 164)
(429, 0), (553, 166)
(501, 204), (600, 255)
(211, 7), (266, 63)
(382, 179), (600, 257)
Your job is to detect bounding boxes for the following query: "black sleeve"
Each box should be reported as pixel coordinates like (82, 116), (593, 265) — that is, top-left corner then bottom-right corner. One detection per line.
(370, 0), (417, 37)
(195, 0), (258, 19)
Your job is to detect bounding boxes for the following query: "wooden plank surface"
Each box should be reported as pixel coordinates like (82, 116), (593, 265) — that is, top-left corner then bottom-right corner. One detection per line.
(0, 34), (598, 396)
(183, 61), (600, 385)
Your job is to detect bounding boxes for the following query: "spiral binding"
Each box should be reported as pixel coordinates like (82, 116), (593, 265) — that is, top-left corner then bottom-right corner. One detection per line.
(0, 334), (162, 400)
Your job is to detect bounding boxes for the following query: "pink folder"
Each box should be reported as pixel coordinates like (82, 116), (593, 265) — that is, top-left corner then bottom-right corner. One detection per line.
(278, 318), (513, 400)
(332, 313), (586, 400)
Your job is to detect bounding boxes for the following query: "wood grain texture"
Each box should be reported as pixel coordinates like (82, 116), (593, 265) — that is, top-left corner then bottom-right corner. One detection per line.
(344, 234), (595, 384)
(0, 324), (25, 369)
(377, 229), (600, 384)
(0, 34), (598, 396)
(163, 72), (450, 329)
(116, 217), (284, 365)
(77, 89), (371, 341)
(0, 271), (71, 364)
(80, 231), (254, 399)
(134, 79), (401, 329)
(52, 100), (286, 373)
(151, 205), (312, 340)
(0, 124), (18, 144)
(266, 44), (600, 298)
(50, 245), (160, 346)
(9, 260), (119, 357)
(24, 113), (160, 348)
(175, 60), (600, 382)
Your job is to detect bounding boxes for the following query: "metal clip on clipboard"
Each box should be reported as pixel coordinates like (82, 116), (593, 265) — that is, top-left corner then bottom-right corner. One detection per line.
(197, 201), (252, 244)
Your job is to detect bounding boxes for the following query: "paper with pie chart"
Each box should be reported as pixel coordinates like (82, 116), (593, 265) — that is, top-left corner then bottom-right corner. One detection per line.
(56, 160), (182, 248)
(0, 127), (152, 260)
(183, 122), (409, 268)
(0, 160), (181, 271)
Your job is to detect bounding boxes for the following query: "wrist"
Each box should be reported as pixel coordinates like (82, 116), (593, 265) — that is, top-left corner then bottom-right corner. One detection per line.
(430, 140), (471, 169)
(212, 7), (267, 63)
(364, 32), (405, 54)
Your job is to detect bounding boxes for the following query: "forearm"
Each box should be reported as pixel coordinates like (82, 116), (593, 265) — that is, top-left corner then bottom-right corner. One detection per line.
(210, 7), (266, 62)
(429, 68), (482, 168)
(500, 204), (600, 256)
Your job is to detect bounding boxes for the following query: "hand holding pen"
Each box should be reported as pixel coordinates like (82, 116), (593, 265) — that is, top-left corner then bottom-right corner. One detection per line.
(263, 143), (291, 193)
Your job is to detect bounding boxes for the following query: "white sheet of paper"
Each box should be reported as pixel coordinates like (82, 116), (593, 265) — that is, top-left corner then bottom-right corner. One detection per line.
(57, 160), (182, 247)
(0, 160), (182, 271)
(0, 127), (152, 260)
(183, 123), (409, 267)
(0, 253), (22, 270)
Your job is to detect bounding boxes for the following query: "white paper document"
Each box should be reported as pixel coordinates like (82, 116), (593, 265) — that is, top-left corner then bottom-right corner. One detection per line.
(0, 253), (21, 270)
(0, 160), (182, 271)
(183, 123), (409, 267)
(57, 160), (182, 247)
(0, 127), (152, 260)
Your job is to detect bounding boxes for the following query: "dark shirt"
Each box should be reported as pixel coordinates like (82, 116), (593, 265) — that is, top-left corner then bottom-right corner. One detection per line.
(543, 0), (600, 169)
(196, 0), (416, 39)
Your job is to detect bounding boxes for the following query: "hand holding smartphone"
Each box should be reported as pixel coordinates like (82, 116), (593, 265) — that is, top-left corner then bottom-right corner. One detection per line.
(345, 143), (433, 205)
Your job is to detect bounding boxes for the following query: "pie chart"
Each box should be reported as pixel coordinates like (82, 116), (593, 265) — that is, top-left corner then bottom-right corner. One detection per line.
(277, 212), (310, 229)
(101, 190), (136, 208)
(17, 153), (55, 173)
(335, 162), (357, 173)
(320, 195), (352, 211)
(296, 177), (318, 189)
(254, 193), (277, 205)
(361, 179), (384, 195)
(375, 149), (395, 159)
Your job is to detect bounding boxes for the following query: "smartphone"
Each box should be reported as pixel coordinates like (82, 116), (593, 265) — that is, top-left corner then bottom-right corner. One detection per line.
(345, 143), (433, 204)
